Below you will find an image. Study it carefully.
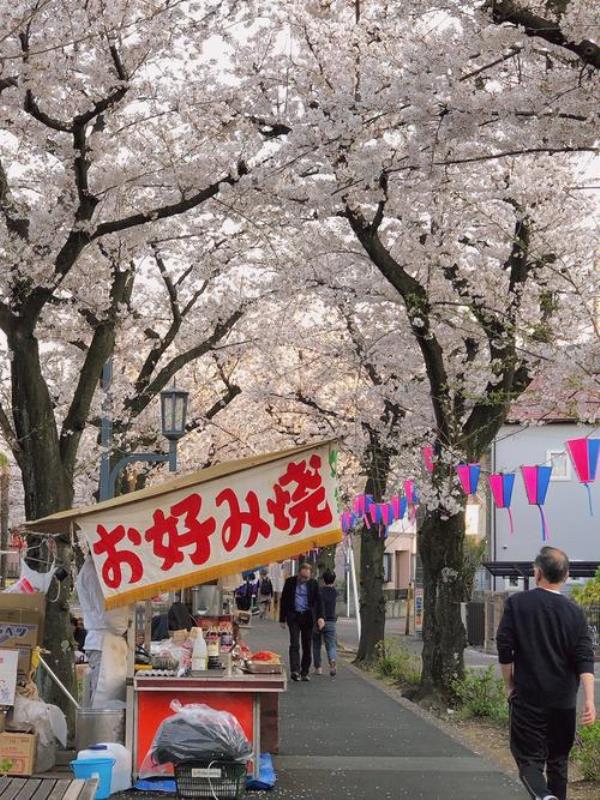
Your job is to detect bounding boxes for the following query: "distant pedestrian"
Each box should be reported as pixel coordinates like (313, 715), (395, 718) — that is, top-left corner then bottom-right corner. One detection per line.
(496, 546), (595, 800)
(258, 568), (274, 618)
(280, 563), (324, 682)
(313, 569), (337, 677)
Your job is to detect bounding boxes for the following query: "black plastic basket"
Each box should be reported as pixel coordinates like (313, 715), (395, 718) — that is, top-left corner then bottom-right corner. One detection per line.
(174, 761), (247, 800)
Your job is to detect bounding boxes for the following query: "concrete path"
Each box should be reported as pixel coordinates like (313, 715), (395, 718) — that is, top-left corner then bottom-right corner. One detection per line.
(246, 620), (524, 800)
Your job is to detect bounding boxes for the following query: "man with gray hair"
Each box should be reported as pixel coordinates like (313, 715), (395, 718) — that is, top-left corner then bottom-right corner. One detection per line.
(497, 546), (595, 800)
(280, 562), (324, 682)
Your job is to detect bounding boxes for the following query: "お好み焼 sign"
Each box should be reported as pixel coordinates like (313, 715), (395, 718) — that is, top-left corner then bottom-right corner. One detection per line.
(26, 441), (341, 608)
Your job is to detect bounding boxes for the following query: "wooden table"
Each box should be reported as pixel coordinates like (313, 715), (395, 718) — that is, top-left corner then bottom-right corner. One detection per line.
(0, 777), (97, 800)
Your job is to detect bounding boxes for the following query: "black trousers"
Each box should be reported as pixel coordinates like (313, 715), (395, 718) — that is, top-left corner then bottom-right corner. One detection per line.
(509, 696), (576, 800)
(287, 611), (313, 676)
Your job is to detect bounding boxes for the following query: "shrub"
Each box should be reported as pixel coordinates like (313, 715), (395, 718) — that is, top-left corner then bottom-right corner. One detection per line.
(452, 666), (508, 724)
(374, 639), (421, 686)
(572, 567), (600, 607)
(573, 721), (600, 782)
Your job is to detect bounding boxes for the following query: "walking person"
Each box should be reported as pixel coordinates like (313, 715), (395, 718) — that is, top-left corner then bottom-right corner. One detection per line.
(258, 568), (274, 619)
(313, 569), (338, 677)
(280, 562), (324, 682)
(497, 546), (596, 800)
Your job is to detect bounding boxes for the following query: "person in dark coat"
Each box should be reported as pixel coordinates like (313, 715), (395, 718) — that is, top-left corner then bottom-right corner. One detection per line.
(280, 563), (324, 682)
(497, 546), (595, 800)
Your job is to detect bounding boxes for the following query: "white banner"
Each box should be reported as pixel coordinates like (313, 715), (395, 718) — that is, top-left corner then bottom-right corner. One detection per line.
(80, 443), (341, 608)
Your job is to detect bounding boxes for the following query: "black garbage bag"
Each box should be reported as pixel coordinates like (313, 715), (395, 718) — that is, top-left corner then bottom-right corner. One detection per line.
(140, 701), (251, 775)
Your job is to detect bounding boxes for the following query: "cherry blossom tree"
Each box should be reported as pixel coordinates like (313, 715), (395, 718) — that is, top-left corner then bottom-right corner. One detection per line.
(244, 241), (428, 660)
(247, 0), (600, 696)
(0, 0), (287, 706)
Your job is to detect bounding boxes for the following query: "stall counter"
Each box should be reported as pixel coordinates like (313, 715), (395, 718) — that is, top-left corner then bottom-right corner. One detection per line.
(130, 672), (286, 780)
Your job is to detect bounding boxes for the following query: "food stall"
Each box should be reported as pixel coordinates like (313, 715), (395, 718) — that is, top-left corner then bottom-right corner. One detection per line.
(25, 440), (342, 782)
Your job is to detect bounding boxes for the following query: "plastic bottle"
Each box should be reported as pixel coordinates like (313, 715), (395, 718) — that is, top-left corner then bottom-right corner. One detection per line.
(207, 626), (220, 669)
(192, 630), (207, 671)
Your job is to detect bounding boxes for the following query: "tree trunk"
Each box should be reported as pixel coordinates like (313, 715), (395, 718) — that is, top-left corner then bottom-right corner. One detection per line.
(317, 545), (337, 577)
(355, 524), (386, 662)
(0, 461), (9, 589)
(418, 506), (467, 702)
(355, 442), (390, 664)
(10, 330), (77, 725)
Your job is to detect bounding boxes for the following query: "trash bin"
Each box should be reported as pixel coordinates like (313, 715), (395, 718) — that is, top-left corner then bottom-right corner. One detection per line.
(75, 708), (125, 751)
(466, 601), (485, 646)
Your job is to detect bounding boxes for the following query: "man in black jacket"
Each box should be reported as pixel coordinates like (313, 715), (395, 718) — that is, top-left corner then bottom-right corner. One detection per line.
(497, 547), (595, 800)
(280, 563), (324, 682)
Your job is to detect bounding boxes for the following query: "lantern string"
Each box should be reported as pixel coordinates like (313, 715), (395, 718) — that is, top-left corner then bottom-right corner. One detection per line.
(538, 505), (549, 542)
(584, 482), (594, 516)
(507, 507), (514, 536)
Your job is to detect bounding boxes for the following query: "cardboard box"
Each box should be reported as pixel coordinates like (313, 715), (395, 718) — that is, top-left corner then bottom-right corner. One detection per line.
(0, 594), (46, 676)
(11, 646), (33, 676)
(0, 732), (37, 775)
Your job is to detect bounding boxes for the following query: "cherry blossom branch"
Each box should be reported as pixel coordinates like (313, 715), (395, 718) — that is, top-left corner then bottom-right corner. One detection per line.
(59, 262), (135, 473)
(486, 0), (600, 70)
(343, 205), (453, 440)
(459, 46), (522, 82)
(92, 165), (247, 239)
(185, 383), (243, 435)
(434, 146), (598, 167)
(125, 307), (246, 421)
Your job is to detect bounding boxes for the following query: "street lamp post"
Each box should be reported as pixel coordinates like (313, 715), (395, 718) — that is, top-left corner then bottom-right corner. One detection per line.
(99, 377), (189, 502)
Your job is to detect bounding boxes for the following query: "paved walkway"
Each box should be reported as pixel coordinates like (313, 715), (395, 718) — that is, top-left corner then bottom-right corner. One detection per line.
(246, 620), (524, 800)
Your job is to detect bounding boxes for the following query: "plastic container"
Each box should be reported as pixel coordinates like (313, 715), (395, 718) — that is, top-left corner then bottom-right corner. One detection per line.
(76, 708), (125, 751)
(78, 744), (132, 794)
(71, 756), (115, 800)
(174, 761), (246, 800)
(191, 632), (207, 671)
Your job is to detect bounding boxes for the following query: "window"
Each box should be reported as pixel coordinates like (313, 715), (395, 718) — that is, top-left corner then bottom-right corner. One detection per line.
(546, 449), (571, 481)
(383, 553), (392, 584)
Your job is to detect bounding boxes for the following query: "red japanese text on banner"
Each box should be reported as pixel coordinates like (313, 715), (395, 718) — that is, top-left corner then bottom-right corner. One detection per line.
(80, 443), (341, 607)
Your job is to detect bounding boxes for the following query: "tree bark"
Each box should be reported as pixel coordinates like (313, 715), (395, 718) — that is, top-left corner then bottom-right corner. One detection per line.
(355, 442), (391, 664)
(0, 460), (8, 589)
(418, 505), (467, 701)
(355, 523), (386, 662)
(10, 329), (77, 725)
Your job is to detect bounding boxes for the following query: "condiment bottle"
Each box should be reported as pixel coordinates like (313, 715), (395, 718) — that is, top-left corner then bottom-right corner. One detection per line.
(192, 630), (208, 671)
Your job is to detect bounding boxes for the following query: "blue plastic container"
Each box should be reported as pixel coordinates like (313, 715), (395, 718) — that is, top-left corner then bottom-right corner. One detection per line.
(71, 757), (116, 799)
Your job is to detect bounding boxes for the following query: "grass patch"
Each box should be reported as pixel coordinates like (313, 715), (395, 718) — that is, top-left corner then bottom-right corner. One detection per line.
(574, 722), (600, 782)
(374, 639), (421, 686)
(452, 666), (508, 725)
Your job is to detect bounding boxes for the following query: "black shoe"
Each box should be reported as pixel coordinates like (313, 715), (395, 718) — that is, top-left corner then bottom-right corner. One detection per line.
(291, 672), (300, 682)
(301, 674), (310, 682)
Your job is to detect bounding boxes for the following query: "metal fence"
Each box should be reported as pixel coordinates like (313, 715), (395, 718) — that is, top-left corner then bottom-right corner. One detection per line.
(582, 605), (600, 655)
